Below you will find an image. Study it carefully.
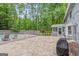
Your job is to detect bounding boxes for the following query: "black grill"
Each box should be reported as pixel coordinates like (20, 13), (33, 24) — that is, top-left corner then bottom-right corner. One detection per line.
(56, 37), (69, 56)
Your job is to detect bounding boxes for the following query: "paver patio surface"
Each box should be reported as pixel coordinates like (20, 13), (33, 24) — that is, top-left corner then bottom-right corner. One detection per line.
(0, 35), (60, 56)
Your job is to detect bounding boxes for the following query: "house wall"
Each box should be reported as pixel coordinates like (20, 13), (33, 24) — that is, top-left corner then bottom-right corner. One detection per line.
(65, 4), (79, 42)
(52, 26), (65, 36)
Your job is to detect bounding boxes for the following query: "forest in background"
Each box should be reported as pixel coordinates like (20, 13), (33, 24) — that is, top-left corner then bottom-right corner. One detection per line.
(0, 3), (67, 34)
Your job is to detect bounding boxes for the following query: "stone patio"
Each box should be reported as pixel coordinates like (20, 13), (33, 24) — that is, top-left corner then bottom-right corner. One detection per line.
(0, 35), (60, 56)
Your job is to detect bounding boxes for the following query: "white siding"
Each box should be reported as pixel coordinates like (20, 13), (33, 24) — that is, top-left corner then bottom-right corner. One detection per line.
(72, 4), (79, 42)
(65, 4), (79, 42)
(66, 4), (79, 24)
(65, 26), (68, 37)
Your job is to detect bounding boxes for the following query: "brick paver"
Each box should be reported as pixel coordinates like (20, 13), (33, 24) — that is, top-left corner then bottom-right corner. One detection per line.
(0, 35), (60, 56)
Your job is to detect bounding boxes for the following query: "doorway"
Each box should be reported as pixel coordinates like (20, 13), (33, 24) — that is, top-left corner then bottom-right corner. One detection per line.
(59, 28), (62, 35)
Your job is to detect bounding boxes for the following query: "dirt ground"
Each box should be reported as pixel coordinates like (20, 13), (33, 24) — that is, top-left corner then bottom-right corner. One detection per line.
(0, 35), (60, 56)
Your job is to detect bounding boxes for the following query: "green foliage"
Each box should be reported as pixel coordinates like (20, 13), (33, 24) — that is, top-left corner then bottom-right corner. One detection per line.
(0, 4), (11, 30)
(0, 3), (67, 34)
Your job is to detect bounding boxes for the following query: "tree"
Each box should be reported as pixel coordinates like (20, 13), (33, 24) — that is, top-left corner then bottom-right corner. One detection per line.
(0, 3), (67, 34)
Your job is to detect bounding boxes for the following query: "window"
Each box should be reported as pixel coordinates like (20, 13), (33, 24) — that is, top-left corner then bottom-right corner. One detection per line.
(62, 27), (65, 32)
(68, 26), (72, 35)
(53, 27), (57, 32)
(62, 27), (65, 35)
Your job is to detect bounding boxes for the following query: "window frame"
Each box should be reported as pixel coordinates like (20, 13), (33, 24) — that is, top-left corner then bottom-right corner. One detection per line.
(68, 26), (72, 35)
(53, 27), (57, 32)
